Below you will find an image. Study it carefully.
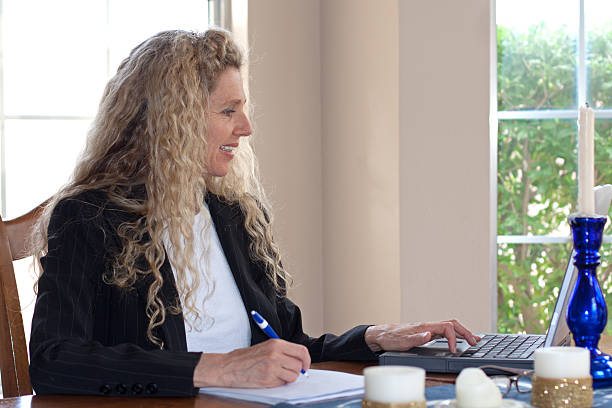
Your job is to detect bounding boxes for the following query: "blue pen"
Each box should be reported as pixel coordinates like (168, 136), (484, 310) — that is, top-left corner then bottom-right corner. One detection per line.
(250, 310), (308, 376)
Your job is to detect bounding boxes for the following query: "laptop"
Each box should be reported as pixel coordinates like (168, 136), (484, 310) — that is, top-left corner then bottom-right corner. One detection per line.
(379, 185), (612, 373)
(378, 249), (577, 373)
(379, 185), (612, 372)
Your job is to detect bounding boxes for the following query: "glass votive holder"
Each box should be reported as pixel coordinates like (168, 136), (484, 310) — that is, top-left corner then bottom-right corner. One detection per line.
(362, 366), (426, 408)
(531, 347), (593, 408)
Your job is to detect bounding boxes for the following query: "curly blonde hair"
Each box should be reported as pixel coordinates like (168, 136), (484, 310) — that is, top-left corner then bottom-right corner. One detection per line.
(32, 29), (290, 347)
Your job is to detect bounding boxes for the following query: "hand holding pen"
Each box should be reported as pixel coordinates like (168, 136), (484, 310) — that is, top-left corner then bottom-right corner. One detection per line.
(251, 310), (309, 376)
(193, 315), (311, 388)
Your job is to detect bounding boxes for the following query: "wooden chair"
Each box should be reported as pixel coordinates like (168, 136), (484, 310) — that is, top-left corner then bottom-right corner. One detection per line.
(0, 203), (46, 397)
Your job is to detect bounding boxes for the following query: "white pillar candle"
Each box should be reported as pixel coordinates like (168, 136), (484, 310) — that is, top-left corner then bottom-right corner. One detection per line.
(534, 347), (590, 378)
(578, 105), (595, 215)
(363, 366), (425, 403)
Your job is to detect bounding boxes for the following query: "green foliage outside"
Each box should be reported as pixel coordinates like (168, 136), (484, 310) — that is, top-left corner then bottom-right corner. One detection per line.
(497, 23), (612, 334)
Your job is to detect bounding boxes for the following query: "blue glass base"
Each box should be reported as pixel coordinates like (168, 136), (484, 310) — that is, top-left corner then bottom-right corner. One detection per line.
(591, 349), (612, 389)
(567, 215), (612, 388)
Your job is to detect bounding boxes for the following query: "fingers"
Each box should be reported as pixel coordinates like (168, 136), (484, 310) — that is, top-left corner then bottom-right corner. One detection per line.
(409, 320), (479, 353)
(273, 339), (311, 373)
(252, 340), (309, 386)
(447, 319), (479, 346)
(441, 322), (457, 353)
(277, 366), (301, 384)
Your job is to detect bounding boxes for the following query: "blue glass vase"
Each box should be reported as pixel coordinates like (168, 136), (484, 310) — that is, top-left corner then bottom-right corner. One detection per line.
(566, 215), (612, 388)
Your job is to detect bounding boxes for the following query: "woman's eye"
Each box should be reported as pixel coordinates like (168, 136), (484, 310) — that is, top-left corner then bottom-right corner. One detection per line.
(221, 108), (235, 117)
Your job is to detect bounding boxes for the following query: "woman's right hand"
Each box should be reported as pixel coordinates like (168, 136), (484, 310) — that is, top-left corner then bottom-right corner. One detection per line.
(193, 339), (311, 388)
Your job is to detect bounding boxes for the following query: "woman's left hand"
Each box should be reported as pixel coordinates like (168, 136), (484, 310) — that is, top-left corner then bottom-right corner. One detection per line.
(364, 320), (480, 354)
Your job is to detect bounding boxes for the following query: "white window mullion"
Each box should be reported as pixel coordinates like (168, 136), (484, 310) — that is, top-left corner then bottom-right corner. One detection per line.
(499, 109), (578, 120)
(490, 0), (499, 332)
(4, 115), (94, 121)
(498, 235), (612, 244)
(498, 235), (570, 244)
(0, 0), (5, 218)
(105, 0), (111, 79)
(499, 109), (612, 121)
(497, 109), (612, 120)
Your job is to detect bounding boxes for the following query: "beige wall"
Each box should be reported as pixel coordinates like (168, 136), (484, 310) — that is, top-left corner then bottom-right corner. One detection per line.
(247, 0), (324, 334)
(398, 0), (494, 332)
(320, 1), (401, 333)
(247, 0), (495, 335)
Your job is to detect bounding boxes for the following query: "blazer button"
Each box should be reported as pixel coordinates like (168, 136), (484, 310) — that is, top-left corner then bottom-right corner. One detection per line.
(116, 383), (127, 394)
(99, 384), (112, 395)
(145, 383), (159, 394)
(131, 383), (144, 394)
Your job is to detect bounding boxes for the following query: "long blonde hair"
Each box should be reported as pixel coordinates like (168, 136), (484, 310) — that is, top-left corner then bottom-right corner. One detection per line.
(32, 29), (290, 347)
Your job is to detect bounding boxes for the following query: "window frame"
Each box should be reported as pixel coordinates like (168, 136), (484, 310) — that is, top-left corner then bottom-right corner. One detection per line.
(495, 0), (612, 248)
(492, 0), (612, 331)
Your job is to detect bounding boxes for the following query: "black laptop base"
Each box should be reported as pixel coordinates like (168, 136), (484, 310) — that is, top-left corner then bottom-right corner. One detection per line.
(379, 351), (535, 373)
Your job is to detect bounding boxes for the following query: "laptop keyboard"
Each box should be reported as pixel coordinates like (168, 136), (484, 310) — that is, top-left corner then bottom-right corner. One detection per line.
(461, 334), (545, 359)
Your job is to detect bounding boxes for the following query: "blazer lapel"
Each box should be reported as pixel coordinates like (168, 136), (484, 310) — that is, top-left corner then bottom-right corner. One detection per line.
(132, 258), (188, 351)
(105, 194), (188, 352)
(159, 260), (189, 351)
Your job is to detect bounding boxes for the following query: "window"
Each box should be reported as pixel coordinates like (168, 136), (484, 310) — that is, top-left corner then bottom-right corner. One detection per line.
(0, 0), (210, 354)
(496, 0), (612, 333)
(2, 0), (210, 218)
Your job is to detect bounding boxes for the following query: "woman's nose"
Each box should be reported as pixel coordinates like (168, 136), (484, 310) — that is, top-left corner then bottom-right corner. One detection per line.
(237, 113), (252, 137)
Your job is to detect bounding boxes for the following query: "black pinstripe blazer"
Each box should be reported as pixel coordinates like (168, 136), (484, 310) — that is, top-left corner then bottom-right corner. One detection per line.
(28, 189), (376, 397)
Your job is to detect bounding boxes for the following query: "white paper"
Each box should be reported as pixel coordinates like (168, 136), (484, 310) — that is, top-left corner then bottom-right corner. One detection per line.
(199, 369), (364, 404)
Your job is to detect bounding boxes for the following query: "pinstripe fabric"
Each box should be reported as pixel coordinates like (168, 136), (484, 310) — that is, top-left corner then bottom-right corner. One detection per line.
(29, 189), (377, 397)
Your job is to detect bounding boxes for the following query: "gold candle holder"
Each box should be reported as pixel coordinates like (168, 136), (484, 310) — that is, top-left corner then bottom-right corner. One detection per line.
(362, 399), (426, 408)
(530, 375), (593, 408)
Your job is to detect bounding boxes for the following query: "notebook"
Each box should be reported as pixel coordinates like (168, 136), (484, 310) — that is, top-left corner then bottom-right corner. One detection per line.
(198, 369), (364, 404)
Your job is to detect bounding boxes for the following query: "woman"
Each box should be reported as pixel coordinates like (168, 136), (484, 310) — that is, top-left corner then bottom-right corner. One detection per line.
(29, 29), (478, 397)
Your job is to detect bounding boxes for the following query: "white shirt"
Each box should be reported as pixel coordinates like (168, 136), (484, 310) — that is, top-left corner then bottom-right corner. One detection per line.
(162, 204), (251, 353)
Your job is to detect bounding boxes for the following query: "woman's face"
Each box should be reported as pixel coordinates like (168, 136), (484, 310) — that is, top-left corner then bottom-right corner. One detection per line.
(205, 68), (252, 177)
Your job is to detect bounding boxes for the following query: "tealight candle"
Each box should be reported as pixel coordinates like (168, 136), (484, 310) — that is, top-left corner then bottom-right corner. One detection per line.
(534, 347), (589, 378)
(363, 366), (425, 405)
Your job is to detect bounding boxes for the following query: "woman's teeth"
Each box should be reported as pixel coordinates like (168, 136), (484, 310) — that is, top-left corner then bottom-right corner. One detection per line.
(220, 145), (235, 152)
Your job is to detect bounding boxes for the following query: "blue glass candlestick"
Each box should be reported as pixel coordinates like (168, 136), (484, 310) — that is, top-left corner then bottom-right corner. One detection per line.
(566, 215), (612, 388)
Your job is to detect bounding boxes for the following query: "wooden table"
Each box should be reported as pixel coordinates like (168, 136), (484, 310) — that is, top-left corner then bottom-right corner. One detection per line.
(3, 337), (610, 407)
(0, 361), (455, 408)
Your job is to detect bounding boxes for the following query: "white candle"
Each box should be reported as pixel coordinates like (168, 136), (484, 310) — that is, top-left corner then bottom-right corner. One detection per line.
(455, 368), (502, 408)
(578, 105), (595, 215)
(534, 347), (590, 378)
(363, 366), (425, 403)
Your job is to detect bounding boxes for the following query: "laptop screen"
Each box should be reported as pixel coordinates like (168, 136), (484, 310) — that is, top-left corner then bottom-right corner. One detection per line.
(543, 249), (577, 347)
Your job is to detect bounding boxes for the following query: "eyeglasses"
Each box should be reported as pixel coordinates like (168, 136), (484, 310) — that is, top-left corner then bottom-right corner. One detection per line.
(479, 365), (533, 397)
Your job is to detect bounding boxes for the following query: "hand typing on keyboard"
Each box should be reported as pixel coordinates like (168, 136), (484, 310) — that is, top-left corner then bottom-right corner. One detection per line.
(364, 320), (481, 353)
(460, 334), (545, 359)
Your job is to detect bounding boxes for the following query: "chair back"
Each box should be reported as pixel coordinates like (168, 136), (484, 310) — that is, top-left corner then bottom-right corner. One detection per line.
(0, 203), (46, 397)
